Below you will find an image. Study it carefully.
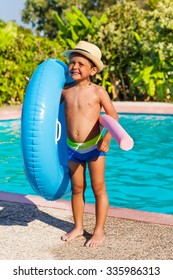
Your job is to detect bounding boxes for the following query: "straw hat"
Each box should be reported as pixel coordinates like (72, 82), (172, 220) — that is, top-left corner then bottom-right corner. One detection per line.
(63, 41), (104, 72)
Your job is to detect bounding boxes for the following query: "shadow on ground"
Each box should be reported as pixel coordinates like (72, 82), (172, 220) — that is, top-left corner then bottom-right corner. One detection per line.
(0, 200), (73, 231)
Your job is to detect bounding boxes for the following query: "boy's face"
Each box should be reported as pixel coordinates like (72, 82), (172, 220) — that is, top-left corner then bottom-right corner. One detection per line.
(69, 53), (98, 81)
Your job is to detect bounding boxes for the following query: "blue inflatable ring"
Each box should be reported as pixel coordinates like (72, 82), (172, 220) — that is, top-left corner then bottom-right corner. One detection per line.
(21, 59), (72, 200)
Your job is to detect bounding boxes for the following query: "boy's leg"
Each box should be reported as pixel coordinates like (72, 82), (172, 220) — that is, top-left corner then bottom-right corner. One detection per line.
(61, 160), (86, 242)
(86, 156), (108, 247)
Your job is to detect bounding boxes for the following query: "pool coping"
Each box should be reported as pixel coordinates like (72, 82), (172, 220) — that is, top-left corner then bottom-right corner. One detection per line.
(0, 102), (173, 121)
(0, 191), (173, 226)
(0, 102), (173, 227)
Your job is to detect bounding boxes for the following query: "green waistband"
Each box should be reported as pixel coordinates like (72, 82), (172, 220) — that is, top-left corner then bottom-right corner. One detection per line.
(67, 134), (102, 150)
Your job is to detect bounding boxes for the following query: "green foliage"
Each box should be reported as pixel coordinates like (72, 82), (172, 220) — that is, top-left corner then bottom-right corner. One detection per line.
(54, 6), (106, 48)
(91, 0), (173, 101)
(1, 1), (173, 105)
(147, 0), (163, 10)
(127, 0), (173, 101)
(21, 0), (115, 38)
(0, 21), (62, 105)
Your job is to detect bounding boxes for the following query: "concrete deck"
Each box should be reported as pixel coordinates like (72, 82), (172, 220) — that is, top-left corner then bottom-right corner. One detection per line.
(0, 192), (173, 260)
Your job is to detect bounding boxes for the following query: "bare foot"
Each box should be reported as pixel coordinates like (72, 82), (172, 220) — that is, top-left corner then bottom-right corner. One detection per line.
(85, 231), (105, 248)
(61, 228), (84, 242)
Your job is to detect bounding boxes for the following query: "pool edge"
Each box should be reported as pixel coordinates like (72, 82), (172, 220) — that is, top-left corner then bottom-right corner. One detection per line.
(0, 191), (173, 227)
(0, 102), (173, 121)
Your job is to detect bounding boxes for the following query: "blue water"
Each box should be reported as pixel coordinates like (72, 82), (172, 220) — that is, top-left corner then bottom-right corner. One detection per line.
(0, 115), (173, 214)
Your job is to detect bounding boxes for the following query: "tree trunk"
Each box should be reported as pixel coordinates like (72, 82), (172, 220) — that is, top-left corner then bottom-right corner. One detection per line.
(110, 74), (119, 100)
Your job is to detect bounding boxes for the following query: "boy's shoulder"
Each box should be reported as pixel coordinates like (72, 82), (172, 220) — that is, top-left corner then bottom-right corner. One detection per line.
(93, 83), (107, 95)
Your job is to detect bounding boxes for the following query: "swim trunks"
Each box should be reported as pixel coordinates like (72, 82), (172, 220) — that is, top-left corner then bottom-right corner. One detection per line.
(67, 134), (106, 164)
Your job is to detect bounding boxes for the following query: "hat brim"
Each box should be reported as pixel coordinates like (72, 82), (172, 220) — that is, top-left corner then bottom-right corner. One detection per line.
(63, 50), (104, 73)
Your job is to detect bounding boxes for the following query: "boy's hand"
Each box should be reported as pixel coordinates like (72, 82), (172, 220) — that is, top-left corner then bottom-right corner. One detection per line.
(97, 138), (110, 153)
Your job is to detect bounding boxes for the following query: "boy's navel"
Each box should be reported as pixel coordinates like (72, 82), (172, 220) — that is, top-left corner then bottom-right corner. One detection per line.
(75, 131), (79, 136)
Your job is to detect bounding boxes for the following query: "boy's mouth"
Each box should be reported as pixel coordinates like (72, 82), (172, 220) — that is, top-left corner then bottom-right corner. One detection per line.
(70, 71), (81, 76)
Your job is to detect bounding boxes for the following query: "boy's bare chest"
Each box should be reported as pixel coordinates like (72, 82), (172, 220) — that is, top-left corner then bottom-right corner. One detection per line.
(65, 92), (99, 110)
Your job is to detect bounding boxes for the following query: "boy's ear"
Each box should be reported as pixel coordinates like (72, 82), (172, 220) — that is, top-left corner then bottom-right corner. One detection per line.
(91, 66), (98, 76)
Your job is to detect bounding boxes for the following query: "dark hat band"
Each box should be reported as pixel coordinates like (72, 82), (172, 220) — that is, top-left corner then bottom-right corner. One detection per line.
(73, 48), (90, 54)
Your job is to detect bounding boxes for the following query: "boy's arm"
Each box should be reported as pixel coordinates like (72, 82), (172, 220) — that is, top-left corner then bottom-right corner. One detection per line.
(97, 87), (118, 152)
(99, 88), (118, 121)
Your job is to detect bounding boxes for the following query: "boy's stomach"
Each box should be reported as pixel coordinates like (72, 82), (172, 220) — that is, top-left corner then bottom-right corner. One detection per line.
(66, 120), (101, 143)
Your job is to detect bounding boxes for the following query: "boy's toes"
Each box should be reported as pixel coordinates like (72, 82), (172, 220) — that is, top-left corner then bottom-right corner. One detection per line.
(85, 233), (105, 247)
(61, 228), (84, 242)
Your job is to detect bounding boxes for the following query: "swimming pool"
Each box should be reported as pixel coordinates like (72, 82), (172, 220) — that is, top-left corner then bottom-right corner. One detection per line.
(0, 114), (173, 214)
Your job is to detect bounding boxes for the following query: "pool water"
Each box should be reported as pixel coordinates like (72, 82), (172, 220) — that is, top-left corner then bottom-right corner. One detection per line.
(0, 115), (173, 214)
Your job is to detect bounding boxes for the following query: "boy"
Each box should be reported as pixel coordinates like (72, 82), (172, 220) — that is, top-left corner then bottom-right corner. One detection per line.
(61, 41), (118, 247)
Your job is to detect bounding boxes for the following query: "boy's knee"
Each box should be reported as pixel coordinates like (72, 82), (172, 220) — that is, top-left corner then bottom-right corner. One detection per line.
(72, 184), (85, 195)
(92, 182), (106, 197)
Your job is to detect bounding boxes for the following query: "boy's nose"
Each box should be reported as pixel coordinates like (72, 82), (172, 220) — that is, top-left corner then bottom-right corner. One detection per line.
(72, 63), (77, 69)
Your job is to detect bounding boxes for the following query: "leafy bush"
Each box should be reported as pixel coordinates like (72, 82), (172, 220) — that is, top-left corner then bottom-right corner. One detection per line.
(93, 0), (173, 101)
(0, 1), (173, 105)
(0, 21), (63, 105)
